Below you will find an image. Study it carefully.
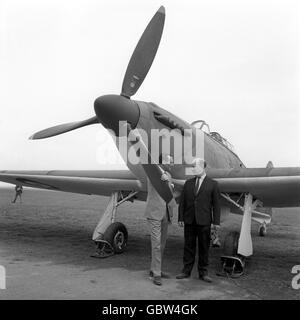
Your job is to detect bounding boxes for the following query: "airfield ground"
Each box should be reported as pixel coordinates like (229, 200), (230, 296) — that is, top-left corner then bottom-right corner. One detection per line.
(0, 187), (299, 300)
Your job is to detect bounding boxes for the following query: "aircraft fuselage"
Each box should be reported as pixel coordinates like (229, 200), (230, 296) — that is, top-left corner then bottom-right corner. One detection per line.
(106, 99), (245, 185)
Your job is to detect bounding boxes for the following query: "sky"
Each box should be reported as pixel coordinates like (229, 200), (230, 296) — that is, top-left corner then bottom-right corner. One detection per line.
(0, 0), (299, 171)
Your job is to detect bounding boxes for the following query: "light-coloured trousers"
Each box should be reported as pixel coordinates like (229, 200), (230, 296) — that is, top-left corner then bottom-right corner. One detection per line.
(147, 214), (169, 277)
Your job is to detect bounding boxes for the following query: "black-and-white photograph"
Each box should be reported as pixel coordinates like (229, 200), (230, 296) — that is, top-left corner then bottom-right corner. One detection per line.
(0, 0), (299, 304)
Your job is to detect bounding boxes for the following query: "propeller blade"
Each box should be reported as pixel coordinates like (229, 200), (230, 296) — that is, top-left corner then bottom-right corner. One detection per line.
(125, 123), (174, 204)
(121, 6), (165, 98)
(29, 116), (99, 140)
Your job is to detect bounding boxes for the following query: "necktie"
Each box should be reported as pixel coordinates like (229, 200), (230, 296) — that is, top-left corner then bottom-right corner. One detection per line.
(195, 177), (200, 195)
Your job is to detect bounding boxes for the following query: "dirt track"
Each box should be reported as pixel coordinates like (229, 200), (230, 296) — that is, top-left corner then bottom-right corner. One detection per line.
(0, 187), (299, 299)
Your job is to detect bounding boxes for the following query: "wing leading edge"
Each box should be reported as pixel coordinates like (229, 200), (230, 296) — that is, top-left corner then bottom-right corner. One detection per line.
(0, 170), (144, 197)
(173, 167), (300, 208)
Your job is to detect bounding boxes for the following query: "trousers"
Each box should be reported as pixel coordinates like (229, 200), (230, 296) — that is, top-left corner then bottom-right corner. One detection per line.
(147, 213), (169, 277)
(182, 224), (211, 276)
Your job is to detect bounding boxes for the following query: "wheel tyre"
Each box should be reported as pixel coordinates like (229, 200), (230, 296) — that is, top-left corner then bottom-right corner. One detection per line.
(104, 222), (128, 254)
(223, 231), (240, 256)
(259, 225), (266, 237)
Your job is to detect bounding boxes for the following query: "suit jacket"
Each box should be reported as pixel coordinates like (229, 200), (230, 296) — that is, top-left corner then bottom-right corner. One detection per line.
(144, 177), (173, 221)
(178, 175), (221, 226)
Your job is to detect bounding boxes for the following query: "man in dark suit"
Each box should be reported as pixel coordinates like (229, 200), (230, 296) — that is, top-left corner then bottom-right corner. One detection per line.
(176, 158), (220, 282)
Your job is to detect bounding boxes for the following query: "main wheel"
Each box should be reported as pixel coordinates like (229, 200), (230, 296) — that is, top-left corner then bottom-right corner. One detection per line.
(258, 224), (267, 237)
(103, 222), (128, 254)
(223, 231), (240, 256)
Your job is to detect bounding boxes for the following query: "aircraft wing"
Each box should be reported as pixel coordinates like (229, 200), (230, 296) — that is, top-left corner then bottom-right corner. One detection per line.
(2, 167), (300, 207)
(0, 170), (144, 197)
(174, 167), (300, 208)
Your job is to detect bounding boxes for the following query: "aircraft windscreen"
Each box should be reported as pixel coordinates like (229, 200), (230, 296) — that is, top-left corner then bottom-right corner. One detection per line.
(191, 120), (235, 153)
(210, 131), (235, 152)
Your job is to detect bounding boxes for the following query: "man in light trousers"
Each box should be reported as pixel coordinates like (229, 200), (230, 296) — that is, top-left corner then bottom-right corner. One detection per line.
(144, 154), (174, 286)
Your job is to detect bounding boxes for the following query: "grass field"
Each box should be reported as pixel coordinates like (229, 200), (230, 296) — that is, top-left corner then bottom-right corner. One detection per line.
(0, 186), (299, 299)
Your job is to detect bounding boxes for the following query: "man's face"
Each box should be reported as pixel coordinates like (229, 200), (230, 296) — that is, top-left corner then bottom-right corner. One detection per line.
(192, 159), (205, 176)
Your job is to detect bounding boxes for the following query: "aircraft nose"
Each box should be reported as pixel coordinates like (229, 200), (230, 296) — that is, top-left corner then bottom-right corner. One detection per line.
(94, 95), (140, 135)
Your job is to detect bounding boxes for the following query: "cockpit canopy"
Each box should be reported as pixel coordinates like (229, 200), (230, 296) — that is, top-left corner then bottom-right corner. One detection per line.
(191, 120), (235, 153)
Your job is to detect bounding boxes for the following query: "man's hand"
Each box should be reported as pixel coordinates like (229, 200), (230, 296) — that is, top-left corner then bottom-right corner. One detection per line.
(178, 221), (184, 227)
(161, 172), (170, 182)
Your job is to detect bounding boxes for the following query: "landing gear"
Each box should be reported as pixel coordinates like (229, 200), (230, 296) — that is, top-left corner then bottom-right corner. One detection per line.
(223, 231), (239, 256)
(218, 193), (263, 278)
(104, 222), (128, 253)
(217, 231), (245, 278)
(91, 191), (137, 258)
(94, 222), (128, 258)
(258, 222), (267, 237)
(219, 256), (245, 278)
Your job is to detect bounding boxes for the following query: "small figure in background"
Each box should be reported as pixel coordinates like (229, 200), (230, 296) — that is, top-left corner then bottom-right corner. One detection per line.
(12, 185), (23, 203)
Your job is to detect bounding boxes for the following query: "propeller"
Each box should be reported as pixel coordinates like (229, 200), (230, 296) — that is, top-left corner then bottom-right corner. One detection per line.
(29, 116), (98, 140)
(125, 123), (174, 204)
(30, 6), (166, 140)
(121, 6), (165, 97)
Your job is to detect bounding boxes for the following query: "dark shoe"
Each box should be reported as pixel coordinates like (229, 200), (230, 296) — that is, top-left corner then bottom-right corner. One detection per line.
(176, 272), (190, 279)
(153, 276), (162, 286)
(199, 274), (212, 283)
